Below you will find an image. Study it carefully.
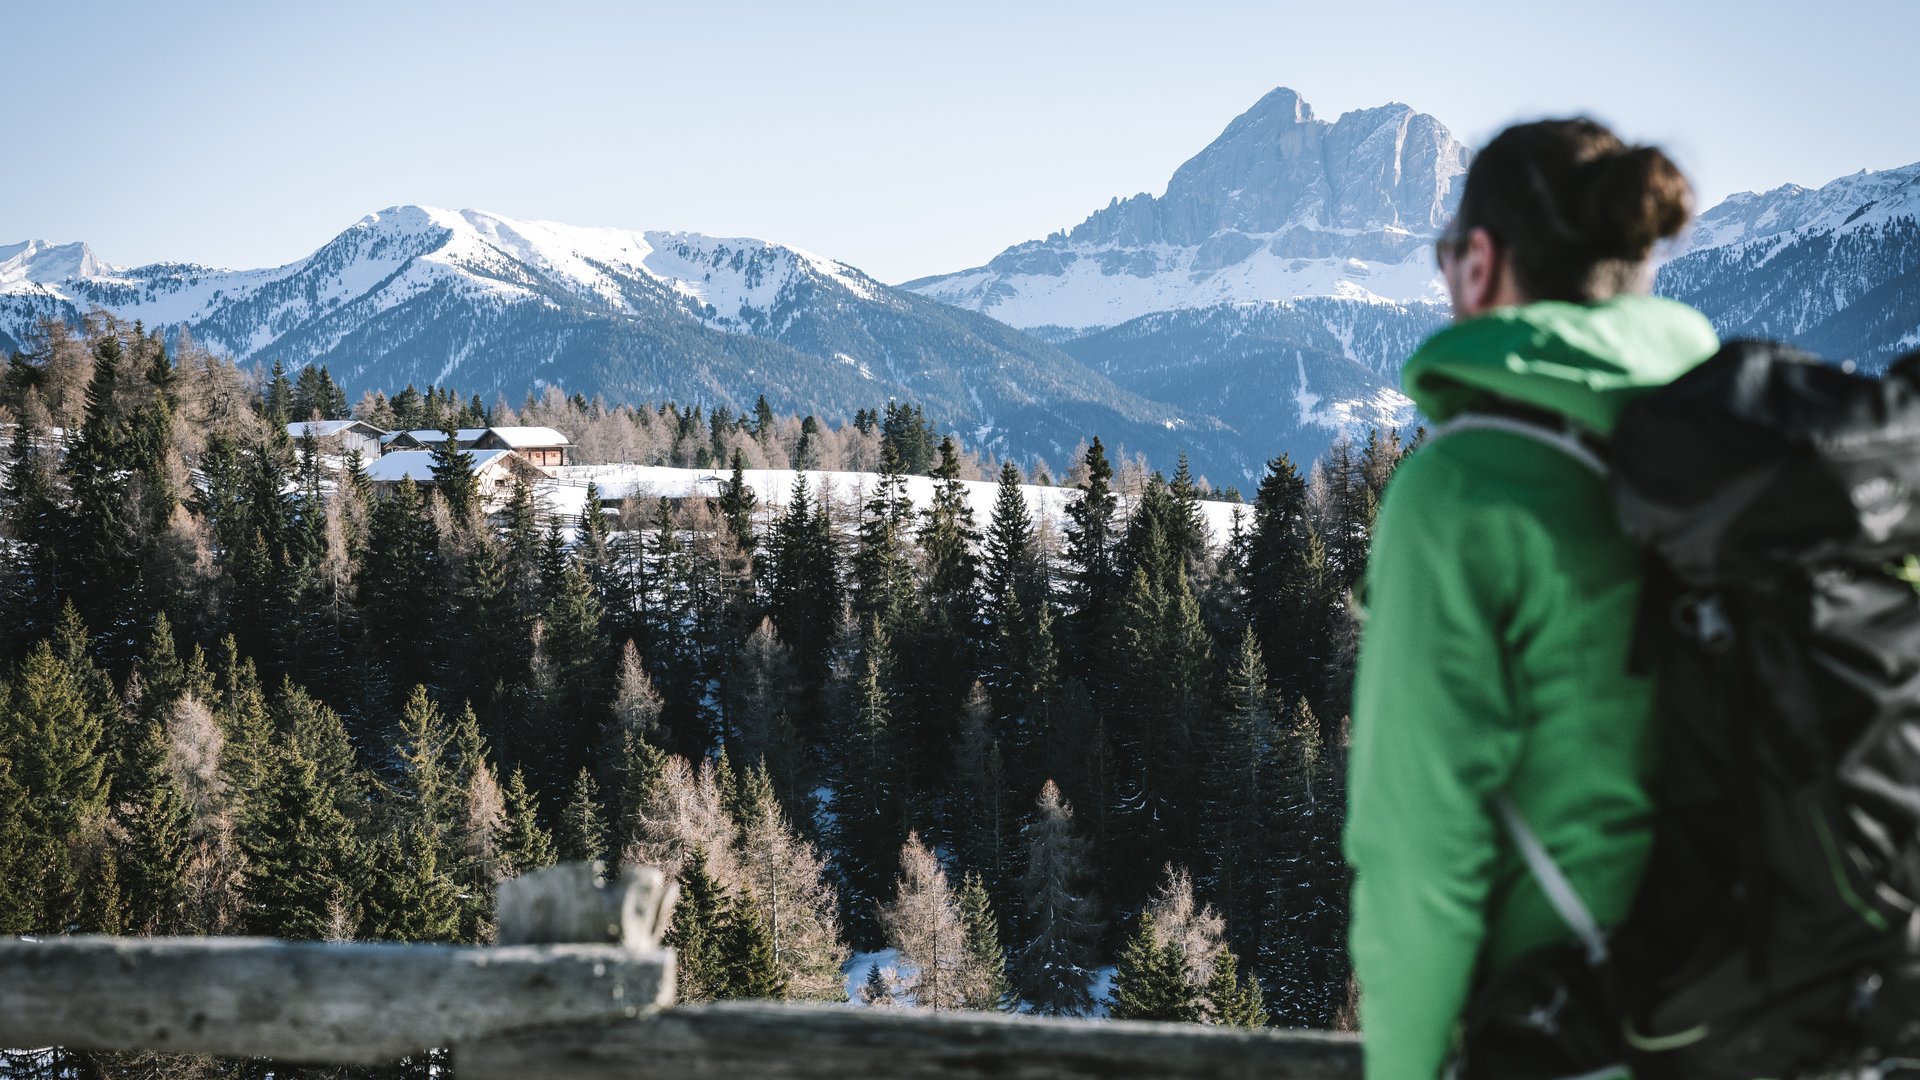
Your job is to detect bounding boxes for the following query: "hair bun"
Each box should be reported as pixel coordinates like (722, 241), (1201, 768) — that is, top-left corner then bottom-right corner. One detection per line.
(1577, 146), (1694, 257)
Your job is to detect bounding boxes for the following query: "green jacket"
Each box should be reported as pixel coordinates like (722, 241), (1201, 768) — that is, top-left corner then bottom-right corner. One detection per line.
(1344, 297), (1720, 1080)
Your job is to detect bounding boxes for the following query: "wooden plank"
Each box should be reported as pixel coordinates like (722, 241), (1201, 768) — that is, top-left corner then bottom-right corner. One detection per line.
(497, 862), (676, 948)
(459, 1001), (1363, 1080)
(0, 935), (674, 1064)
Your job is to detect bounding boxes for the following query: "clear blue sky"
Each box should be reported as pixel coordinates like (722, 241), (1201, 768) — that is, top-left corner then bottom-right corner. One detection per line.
(5, 0), (1916, 283)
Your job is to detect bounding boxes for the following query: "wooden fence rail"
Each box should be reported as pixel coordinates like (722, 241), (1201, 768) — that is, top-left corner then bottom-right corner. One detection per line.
(0, 862), (1362, 1079)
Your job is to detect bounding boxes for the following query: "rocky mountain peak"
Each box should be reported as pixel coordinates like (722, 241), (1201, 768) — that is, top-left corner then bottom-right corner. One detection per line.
(0, 239), (115, 285)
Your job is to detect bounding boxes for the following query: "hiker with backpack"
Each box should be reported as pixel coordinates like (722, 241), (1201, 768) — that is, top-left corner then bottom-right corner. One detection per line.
(1342, 118), (1714, 1080)
(1348, 114), (1920, 1080)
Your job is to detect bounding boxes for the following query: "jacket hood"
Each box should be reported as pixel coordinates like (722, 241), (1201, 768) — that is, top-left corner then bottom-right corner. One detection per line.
(1402, 296), (1720, 435)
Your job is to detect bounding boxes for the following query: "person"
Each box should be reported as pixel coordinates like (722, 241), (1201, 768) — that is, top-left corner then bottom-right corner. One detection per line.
(1343, 118), (1721, 1079)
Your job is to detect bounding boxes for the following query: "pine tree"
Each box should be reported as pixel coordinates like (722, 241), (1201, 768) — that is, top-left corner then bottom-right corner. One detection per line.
(852, 442), (917, 637)
(113, 726), (194, 935)
(1247, 455), (1332, 720)
(717, 447), (758, 551)
(1108, 913), (1201, 1023)
(495, 767), (557, 877)
(717, 899), (790, 1000)
(958, 871), (1012, 1011)
(391, 684), (456, 834)
(1061, 437), (1121, 649)
(830, 620), (905, 948)
(1204, 948), (1269, 1028)
(1017, 780), (1102, 1016)
(665, 847), (731, 1001)
(236, 745), (361, 940)
(362, 824), (462, 942)
(901, 436), (982, 798)
(0, 637), (110, 930)
(557, 768), (609, 867)
(860, 962), (898, 1007)
(764, 475), (841, 721)
(1197, 629), (1275, 955)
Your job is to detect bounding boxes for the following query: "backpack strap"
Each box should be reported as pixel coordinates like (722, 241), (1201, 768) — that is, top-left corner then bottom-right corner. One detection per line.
(1432, 412), (1611, 478)
(1496, 792), (1611, 967)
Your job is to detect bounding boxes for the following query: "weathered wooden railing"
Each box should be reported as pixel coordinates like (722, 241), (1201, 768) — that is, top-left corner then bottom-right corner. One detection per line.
(0, 862), (1362, 1079)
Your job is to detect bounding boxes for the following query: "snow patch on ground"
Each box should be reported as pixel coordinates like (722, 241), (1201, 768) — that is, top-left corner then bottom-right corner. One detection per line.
(541, 464), (1247, 549)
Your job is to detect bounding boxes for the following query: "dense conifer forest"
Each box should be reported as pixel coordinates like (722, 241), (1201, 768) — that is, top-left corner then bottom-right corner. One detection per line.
(0, 316), (1413, 1074)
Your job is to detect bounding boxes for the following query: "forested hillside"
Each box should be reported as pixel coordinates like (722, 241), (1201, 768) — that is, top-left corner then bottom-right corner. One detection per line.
(0, 316), (1408, 1072)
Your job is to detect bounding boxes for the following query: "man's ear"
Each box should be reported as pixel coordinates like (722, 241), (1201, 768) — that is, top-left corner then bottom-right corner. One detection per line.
(1457, 227), (1504, 317)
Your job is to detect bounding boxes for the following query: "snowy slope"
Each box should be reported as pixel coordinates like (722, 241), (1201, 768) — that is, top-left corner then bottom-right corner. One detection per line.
(1658, 161), (1920, 366)
(903, 87), (1465, 331)
(540, 465), (1251, 549)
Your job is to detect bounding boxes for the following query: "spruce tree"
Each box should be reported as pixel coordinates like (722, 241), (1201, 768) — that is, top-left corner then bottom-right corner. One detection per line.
(1247, 455), (1332, 720)
(237, 745), (361, 940)
(1197, 628), (1274, 955)
(958, 871), (1012, 1011)
(1204, 948), (1269, 1028)
(1061, 437), (1121, 648)
(852, 442), (916, 637)
(363, 824), (462, 943)
(557, 768), (609, 866)
(113, 726), (194, 935)
(830, 620), (904, 948)
(1017, 780), (1102, 1016)
(666, 847), (731, 1001)
(1108, 913), (1201, 1023)
(717, 447), (758, 551)
(0, 638), (109, 930)
(717, 899), (790, 1001)
(495, 767), (557, 877)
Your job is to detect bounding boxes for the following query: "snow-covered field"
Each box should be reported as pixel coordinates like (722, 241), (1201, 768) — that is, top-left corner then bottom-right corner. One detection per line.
(540, 465), (1249, 549)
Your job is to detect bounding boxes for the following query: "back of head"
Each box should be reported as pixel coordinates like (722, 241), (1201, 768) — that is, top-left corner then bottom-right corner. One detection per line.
(1454, 118), (1694, 302)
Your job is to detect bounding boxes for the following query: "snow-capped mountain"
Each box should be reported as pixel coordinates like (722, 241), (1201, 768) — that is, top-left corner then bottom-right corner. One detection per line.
(903, 87), (1466, 455)
(0, 207), (1259, 480)
(1658, 162), (1920, 366)
(903, 87), (1464, 331)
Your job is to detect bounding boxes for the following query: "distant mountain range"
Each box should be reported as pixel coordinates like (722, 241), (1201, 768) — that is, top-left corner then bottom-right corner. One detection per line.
(4, 87), (1915, 481)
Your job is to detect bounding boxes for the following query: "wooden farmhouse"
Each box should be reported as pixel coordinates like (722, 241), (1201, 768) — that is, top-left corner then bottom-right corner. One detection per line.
(286, 419), (386, 459)
(380, 427), (490, 452)
(468, 426), (572, 467)
(363, 449), (546, 513)
(378, 426), (573, 468)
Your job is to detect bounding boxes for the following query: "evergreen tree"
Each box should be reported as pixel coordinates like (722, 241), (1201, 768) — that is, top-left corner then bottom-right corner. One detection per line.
(557, 768), (609, 867)
(1204, 949), (1269, 1028)
(362, 824), (461, 942)
(717, 899), (790, 1000)
(1017, 781), (1102, 1016)
(0, 637), (109, 930)
(1061, 438), (1122, 649)
(1246, 455), (1332, 720)
(958, 871), (1013, 1011)
(1197, 629), (1275, 955)
(852, 442), (917, 637)
(495, 767), (557, 877)
(764, 475), (840, 722)
(428, 424), (481, 521)
(717, 447), (758, 551)
(1108, 913), (1201, 1023)
(113, 726), (194, 935)
(665, 847), (730, 1001)
(236, 746), (361, 940)
(829, 620), (905, 947)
